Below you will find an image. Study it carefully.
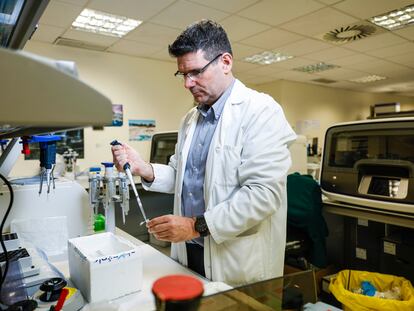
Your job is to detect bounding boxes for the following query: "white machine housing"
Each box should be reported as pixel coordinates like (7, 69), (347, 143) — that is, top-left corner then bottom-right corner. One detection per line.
(0, 178), (91, 240)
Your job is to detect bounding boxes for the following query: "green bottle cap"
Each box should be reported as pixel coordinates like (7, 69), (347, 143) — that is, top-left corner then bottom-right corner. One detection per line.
(94, 214), (105, 232)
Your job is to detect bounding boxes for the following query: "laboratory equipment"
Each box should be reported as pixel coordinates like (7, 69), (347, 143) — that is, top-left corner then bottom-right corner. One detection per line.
(0, 0), (49, 49)
(29, 135), (62, 194)
(321, 117), (414, 213)
(0, 47), (112, 140)
(33, 277), (86, 310)
(0, 178), (91, 241)
(0, 13), (113, 310)
(110, 140), (149, 225)
(0, 139), (8, 152)
(0, 233), (39, 278)
(62, 148), (79, 179)
(88, 163), (130, 233)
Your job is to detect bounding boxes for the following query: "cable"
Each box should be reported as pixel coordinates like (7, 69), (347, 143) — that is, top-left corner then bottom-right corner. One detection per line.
(0, 173), (14, 301)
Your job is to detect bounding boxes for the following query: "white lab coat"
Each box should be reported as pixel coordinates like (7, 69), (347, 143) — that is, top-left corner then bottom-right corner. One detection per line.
(144, 79), (296, 286)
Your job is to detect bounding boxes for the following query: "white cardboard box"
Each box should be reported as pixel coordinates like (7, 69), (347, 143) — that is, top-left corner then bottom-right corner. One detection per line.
(68, 232), (143, 302)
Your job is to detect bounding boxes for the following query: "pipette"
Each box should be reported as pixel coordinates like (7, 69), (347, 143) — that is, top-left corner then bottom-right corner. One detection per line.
(110, 140), (149, 225)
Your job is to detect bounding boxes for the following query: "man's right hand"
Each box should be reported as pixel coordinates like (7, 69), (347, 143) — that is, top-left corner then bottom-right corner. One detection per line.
(111, 143), (154, 181)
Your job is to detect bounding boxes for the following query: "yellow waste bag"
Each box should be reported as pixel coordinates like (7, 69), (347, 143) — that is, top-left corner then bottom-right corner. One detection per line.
(329, 270), (414, 311)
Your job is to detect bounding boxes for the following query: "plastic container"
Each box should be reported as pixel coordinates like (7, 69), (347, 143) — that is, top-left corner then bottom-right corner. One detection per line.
(152, 275), (203, 311)
(68, 232), (142, 302)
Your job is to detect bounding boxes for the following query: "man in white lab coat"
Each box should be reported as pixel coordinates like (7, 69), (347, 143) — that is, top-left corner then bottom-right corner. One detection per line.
(112, 20), (296, 286)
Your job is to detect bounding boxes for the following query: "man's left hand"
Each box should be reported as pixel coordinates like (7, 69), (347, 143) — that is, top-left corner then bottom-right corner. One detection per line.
(147, 215), (200, 243)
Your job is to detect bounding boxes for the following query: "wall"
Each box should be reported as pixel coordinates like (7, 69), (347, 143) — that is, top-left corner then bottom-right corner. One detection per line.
(11, 41), (193, 177)
(10, 41), (414, 176)
(255, 79), (414, 151)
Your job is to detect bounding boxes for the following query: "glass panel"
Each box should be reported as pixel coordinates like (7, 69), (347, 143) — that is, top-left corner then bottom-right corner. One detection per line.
(199, 270), (316, 310)
(328, 129), (414, 168)
(0, 0), (25, 47)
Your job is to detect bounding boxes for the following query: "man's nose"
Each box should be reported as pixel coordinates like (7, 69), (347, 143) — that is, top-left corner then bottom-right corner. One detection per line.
(184, 76), (196, 89)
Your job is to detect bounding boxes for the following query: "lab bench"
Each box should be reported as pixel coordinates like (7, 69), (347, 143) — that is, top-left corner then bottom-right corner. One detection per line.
(51, 228), (208, 311)
(53, 229), (325, 310)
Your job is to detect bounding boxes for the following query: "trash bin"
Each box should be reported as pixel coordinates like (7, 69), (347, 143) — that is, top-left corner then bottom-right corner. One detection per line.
(329, 270), (414, 311)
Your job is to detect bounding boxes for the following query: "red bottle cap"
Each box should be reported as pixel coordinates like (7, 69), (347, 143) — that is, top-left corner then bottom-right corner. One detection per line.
(21, 141), (30, 155)
(152, 275), (203, 301)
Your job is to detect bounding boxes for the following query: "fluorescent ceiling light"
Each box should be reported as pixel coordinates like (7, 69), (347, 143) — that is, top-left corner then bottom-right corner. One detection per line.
(72, 9), (142, 37)
(369, 4), (414, 30)
(293, 62), (339, 73)
(243, 51), (293, 65)
(349, 75), (387, 83)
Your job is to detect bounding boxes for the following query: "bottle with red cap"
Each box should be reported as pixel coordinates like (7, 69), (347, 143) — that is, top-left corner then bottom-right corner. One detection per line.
(152, 274), (204, 311)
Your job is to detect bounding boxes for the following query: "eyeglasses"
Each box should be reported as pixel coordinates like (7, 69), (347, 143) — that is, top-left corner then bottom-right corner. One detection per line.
(174, 53), (223, 81)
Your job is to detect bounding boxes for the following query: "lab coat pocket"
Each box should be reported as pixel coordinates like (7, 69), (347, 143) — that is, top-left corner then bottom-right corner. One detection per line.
(215, 145), (242, 187)
(220, 233), (264, 285)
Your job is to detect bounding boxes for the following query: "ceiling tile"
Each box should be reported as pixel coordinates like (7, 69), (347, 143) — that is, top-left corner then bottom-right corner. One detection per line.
(62, 29), (119, 46)
(108, 39), (164, 57)
(39, 1), (83, 28)
(88, 0), (175, 21)
(380, 67), (414, 79)
(345, 59), (404, 73)
(278, 38), (332, 57)
(235, 72), (259, 82)
(237, 0), (324, 26)
(149, 0), (229, 29)
(220, 16), (270, 42)
(54, 0), (88, 6)
(316, 0), (343, 4)
(149, 48), (176, 63)
(271, 57), (316, 70)
(365, 42), (414, 58)
(391, 53), (414, 68)
(243, 63), (287, 76)
(394, 27), (414, 41)
(232, 60), (261, 73)
(125, 22), (180, 47)
(31, 23), (65, 43)
(333, 0), (413, 19)
(277, 70), (315, 82)
(327, 80), (361, 89)
(304, 46), (356, 61)
(240, 28), (304, 50)
(237, 73), (278, 85)
(332, 53), (379, 66)
(188, 0), (260, 13)
(343, 33), (407, 52)
(313, 67), (367, 79)
(279, 7), (358, 36)
(231, 43), (264, 60)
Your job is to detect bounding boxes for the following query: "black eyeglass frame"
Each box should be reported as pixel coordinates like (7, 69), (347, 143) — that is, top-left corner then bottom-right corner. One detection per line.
(174, 53), (223, 81)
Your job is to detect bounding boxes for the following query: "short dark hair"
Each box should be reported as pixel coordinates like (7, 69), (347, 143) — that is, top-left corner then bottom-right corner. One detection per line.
(168, 19), (233, 61)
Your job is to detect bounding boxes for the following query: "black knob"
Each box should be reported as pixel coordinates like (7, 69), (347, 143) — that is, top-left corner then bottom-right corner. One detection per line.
(7, 299), (38, 311)
(109, 140), (130, 171)
(110, 140), (121, 146)
(39, 277), (67, 302)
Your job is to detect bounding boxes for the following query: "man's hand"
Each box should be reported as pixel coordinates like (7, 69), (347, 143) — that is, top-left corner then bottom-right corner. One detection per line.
(111, 143), (154, 181)
(147, 215), (199, 243)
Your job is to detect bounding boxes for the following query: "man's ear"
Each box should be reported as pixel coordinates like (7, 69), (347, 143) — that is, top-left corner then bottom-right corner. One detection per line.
(221, 53), (233, 74)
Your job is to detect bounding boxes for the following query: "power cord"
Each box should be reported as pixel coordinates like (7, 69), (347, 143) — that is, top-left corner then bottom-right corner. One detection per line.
(0, 173), (14, 304)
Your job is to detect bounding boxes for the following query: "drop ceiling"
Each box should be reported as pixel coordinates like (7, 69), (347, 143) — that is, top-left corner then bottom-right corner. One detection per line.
(31, 0), (414, 97)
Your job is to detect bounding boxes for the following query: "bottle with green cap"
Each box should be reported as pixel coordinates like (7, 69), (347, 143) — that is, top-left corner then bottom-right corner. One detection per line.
(94, 214), (105, 233)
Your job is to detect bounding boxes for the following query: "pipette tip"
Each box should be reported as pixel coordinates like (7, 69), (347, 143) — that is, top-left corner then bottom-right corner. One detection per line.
(140, 219), (149, 226)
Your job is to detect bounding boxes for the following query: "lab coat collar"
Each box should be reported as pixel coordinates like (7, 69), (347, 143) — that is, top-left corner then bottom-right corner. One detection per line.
(227, 79), (247, 105)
